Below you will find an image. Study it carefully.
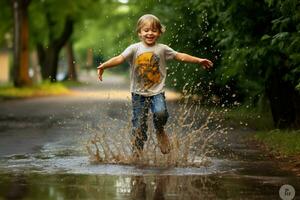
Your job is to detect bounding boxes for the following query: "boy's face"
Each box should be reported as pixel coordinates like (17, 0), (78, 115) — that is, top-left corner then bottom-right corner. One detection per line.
(138, 21), (160, 46)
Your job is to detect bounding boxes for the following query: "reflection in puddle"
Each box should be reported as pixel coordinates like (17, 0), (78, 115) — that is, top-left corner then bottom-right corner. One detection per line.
(1, 174), (218, 200)
(1, 173), (294, 200)
(128, 176), (218, 200)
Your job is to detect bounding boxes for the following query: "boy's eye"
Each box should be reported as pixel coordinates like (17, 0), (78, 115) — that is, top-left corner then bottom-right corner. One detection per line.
(143, 28), (158, 33)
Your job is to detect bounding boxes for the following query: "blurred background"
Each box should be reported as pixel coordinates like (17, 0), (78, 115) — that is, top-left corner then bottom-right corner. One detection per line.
(0, 0), (299, 129)
(0, 1), (299, 199)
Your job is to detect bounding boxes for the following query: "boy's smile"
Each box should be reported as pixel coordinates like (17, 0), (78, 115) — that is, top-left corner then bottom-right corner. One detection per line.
(138, 22), (160, 46)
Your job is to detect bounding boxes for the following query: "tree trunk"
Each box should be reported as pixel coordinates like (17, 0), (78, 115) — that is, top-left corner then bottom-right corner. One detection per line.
(86, 48), (93, 70)
(266, 64), (300, 129)
(292, 91), (300, 128)
(12, 0), (31, 87)
(66, 41), (77, 81)
(38, 17), (74, 82)
(36, 43), (47, 78)
(37, 44), (55, 80)
(30, 51), (41, 84)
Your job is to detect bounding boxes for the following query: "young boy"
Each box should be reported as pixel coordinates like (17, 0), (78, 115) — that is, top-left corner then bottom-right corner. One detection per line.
(97, 14), (213, 157)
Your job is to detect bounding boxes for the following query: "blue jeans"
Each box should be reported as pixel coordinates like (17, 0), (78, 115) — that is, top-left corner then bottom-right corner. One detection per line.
(131, 92), (169, 150)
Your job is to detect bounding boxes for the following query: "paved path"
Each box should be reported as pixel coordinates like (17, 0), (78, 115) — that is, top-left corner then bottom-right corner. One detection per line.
(0, 72), (299, 200)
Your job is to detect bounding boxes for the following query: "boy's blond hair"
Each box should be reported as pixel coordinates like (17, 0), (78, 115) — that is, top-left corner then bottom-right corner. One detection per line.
(136, 14), (166, 34)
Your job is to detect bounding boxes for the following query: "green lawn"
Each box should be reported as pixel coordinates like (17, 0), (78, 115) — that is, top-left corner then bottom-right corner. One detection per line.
(0, 82), (71, 100)
(222, 106), (274, 130)
(223, 106), (300, 157)
(255, 130), (300, 156)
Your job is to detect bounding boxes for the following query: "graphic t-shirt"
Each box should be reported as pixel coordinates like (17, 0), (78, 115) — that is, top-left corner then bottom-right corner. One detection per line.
(121, 42), (177, 96)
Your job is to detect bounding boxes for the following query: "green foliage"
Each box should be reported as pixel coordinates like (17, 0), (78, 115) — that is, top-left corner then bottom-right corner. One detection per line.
(0, 0), (13, 47)
(29, 0), (97, 47)
(192, 0), (299, 106)
(265, 0), (300, 89)
(74, 1), (138, 71)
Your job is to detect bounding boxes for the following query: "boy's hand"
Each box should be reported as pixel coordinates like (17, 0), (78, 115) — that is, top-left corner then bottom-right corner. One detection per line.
(97, 65), (104, 81)
(199, 58), (213, 69)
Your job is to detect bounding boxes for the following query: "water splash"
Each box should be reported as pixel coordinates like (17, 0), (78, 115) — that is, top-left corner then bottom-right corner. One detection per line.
(86, 90), (227, 167)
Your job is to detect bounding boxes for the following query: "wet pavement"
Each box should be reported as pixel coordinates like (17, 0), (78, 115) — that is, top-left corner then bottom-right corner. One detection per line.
(0, 72), (299, 200)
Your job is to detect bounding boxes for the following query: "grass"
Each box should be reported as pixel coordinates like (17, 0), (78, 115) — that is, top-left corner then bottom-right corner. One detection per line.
(60, 80), (85, 87)
(254, 130), (300, 156)
(0, 82), (71, 100)
(222, 106), (300, 157)
(221, 105), (274, 130)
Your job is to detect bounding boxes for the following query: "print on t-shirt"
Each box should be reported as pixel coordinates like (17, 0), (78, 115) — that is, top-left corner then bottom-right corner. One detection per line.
(135, 52), (161, 90)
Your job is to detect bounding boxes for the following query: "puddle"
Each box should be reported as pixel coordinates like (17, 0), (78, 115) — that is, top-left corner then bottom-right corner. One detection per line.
(0, 153), (235, 176)
(0, 171), (298, 200)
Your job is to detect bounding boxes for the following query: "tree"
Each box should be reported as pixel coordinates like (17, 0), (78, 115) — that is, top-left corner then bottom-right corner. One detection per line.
(73, 0), (137, 72)
(262, 0), (300, 128)
(12, 0), (31, 87)
(66, 41), (77, 81)
(36, 16), (73, 81)
(0, 0), (13, 47)
(204, 0), (300, 128)
(29, 0), (97, 82)
(131, 0), (300, 128)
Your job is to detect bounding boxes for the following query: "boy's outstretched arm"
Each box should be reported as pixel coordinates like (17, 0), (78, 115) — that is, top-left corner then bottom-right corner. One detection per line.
(97, 55), (125, 81)
(175, 52), (213, 69)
